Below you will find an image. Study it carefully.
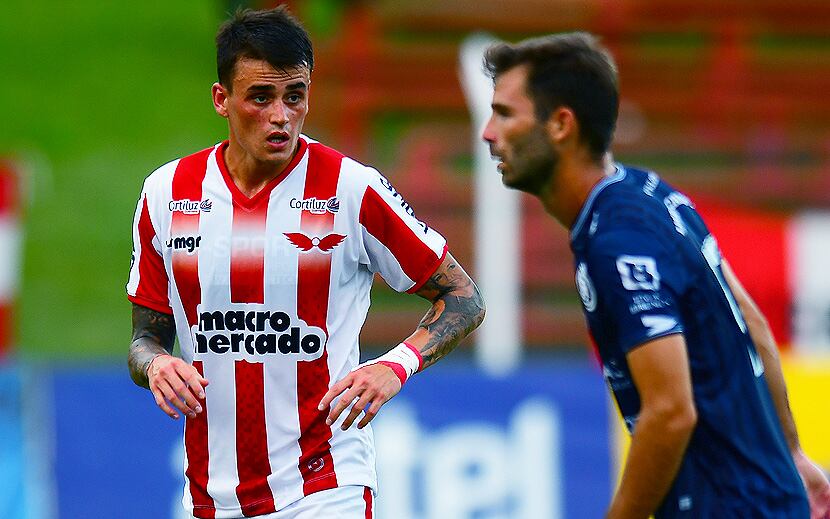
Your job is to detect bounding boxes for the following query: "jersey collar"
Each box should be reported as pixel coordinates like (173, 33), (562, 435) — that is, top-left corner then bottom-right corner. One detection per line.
(216, 137), (309, 211)
(570, 164), (626, 240)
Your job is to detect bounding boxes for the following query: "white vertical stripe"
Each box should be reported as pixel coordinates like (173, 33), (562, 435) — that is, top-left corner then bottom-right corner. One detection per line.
(360, 232), (415, 291)
(460, 33), (523, 377)
(125, 193), (146, 298)
(203, 361), (242, 515)
(790, 212), (830, 352)
(262, 165), (306, 507)
(0, 218), (22, 299)
(203, 359), (242, 517)
(327, 159), (377, 495)
(181, 432), (194, 514)
(128, 161), (176, 301)
(186, 149), (234, 363)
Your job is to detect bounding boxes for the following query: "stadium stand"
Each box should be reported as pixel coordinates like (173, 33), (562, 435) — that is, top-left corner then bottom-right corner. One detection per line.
(265, 0), (830, 348)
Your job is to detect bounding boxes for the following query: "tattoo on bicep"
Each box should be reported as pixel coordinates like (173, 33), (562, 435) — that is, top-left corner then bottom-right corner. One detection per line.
(416, 261), (485, 369)
(128, 304), (176, 387)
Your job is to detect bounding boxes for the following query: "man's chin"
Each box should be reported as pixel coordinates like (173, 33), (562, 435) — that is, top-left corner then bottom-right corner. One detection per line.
(258, 146), (295, 167)
(501, 172), (540, 195)
(501, 172), (523, 190)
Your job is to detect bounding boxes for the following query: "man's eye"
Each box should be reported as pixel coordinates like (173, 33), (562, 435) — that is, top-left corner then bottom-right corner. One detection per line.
(286, 94), (302, 104)
(253, 95), (268, 104)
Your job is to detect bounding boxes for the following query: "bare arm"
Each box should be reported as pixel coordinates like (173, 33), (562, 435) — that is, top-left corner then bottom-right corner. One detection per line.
(406, 252), (486, 368)
(607, 334), (697, 519)
(320, 253), (485, 429)
(129, 303), (208, 419)
(721, 260), (830, 518)
(129, 303), (176, 388)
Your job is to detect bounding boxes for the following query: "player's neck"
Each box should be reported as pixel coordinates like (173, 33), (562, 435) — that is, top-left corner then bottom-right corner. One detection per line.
(539, 152), (614, 229)
(223, 141), (296, 199)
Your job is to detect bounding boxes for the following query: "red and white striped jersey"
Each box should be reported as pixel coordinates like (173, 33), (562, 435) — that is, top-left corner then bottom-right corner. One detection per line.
(126, 136), (446, 518)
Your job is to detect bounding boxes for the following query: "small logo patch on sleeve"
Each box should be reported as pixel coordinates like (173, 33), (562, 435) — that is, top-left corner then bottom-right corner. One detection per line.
(616, 255), (660, 291)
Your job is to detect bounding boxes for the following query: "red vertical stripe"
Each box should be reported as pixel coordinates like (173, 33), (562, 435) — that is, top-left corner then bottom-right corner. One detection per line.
(0, 163), (17, 355)
(230, 202), (268, 303)
(0, 304), (11, 357)
(171, 148), (214, 515)
(224, 150), (276, 514)
(296, 143), (342, 495)
(186, 361), (214, 519)
(358, 187), (446, 292)
(363, 486), (374, 519)
(0, 162), (17, 218)
(234, 361), (276, 516)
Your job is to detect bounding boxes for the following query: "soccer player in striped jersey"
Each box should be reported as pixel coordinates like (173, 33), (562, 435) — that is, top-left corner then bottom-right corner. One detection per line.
(482, 32), (830, 518)
(126, 7), (484, 519)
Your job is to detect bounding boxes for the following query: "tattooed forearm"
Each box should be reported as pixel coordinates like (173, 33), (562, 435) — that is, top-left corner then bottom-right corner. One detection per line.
(414, 255), (485, 370)
(129, 303), (176, 388)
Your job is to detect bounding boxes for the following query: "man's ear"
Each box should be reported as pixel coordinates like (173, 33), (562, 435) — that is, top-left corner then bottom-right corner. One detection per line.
(212, 82), (229, 118)
(546, 106), (577, 143)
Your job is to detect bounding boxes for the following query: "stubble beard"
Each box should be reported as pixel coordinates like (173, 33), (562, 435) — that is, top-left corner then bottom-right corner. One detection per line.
(501, 124), (557, 196)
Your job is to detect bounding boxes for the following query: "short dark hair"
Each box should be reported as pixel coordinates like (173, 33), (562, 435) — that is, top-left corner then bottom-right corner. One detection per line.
(216, 6), (314, 90)
(484, 32), (618, 160)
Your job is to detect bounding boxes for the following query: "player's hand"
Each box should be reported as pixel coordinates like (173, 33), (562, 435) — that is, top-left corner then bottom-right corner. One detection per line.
(318, 363), (402, 430)
(794, 450), (830, 519)
(147, 354), (209, 420)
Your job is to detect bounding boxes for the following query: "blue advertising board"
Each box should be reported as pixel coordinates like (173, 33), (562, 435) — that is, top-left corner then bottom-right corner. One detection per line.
(18, 358), (612, 519)
(0, 366), (28, 519)
(50, 367), (185, 518)
(372, 360), (612, 518)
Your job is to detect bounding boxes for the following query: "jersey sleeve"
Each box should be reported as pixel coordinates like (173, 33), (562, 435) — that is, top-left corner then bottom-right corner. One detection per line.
(357, 171), (447, 293)
(587, 228), (688, 353)
(126, 188), (172, 314)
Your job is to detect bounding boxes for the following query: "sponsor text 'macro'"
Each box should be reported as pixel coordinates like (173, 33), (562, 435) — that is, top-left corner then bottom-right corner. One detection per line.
(194, 308), (325, 358)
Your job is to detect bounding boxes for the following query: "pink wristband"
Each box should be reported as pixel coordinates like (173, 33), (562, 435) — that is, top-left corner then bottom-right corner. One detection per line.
(401, 342), (423, 371)
(378, 361), (408, 386)
(361, 342), (422, 386)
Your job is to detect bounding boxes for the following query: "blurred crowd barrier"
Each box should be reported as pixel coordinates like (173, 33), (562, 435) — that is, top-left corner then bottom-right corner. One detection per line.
(266, 0), (830, 350)
(0, 356), (827, 519)
(698, 202), (830, 353)
(0, 161), (20, 357)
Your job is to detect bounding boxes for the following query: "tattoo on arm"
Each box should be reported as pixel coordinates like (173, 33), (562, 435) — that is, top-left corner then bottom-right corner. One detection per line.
(129, 303), (176, 388)
(415, 258), (485, 370)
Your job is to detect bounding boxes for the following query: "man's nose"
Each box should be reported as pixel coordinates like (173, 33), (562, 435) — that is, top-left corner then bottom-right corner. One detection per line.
(270, 101), (289, 125)
(481, 117), (496, 144)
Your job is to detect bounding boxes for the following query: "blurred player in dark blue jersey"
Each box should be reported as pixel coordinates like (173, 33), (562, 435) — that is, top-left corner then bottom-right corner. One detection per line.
(482, 32), (830, 518)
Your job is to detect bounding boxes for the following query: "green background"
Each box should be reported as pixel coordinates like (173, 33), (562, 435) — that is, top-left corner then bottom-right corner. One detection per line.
(2, 2), (227, 358)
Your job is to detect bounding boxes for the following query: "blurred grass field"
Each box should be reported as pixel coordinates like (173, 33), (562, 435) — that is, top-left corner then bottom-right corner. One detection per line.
(1, 1), (227, 358)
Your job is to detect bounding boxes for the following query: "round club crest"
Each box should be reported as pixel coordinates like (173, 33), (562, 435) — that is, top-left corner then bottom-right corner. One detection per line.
(576, 262), (597, 312)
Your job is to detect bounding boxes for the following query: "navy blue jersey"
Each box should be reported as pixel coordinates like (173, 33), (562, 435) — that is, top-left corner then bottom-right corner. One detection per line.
(570, 165), (809, 518)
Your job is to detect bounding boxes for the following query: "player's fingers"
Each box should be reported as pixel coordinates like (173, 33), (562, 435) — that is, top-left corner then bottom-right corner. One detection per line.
(151, 388), (180, 419)
(167, 375), (203, 416)
(158, 379), (199, 418)
(326, 386), (361, 426)
(182, 372), (207, 401)
(341, 394), (373, 430)
(172, 362), (208, 393)
(357, 399), (384, 429)
(318, 375), (354, 412)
